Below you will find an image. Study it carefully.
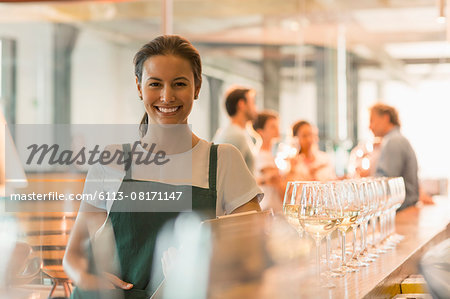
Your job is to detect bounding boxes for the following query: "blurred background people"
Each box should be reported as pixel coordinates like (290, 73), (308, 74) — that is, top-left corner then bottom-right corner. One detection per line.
(252, 110), (285, 212)
(347, 138), (382, 178)
(358, 103), (419, 210)
(287, 120), (335, 182)
(213, 87), (258, 174)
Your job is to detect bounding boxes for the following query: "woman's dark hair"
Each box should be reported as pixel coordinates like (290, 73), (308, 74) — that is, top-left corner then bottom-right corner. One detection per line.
(225, 88), (251, 117)
(292, 120), (311, 137)
(134, 35), (202, 136)
(253, 110), (278, 131)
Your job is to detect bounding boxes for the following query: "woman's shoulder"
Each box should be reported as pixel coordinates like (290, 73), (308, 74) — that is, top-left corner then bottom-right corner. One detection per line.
(91, 143), (129, 173)
(194, 138), (241, 154)
(103, 143), (123, 153)
(195, 140), (246, 167)
(215, 142), (243, 157)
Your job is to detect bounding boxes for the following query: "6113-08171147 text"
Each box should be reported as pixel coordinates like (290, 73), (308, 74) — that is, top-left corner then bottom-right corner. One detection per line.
(9, 191), (183, 201)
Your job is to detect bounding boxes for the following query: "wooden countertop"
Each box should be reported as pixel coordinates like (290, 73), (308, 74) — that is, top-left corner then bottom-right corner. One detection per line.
(21, 196), (443, 299)
(330, 196), (449, 299)
(212, 197), (450, 299)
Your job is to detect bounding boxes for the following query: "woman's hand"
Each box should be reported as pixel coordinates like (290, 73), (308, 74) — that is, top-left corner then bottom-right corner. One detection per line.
(77, 272), (134, 291)
(103, 272), (134, 290)
(355, 166), (370, 178)
(287, 155), (298, 172)
(309, 163), (326, 177)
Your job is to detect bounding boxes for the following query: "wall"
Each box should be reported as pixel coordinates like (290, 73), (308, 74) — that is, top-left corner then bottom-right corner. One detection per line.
(0, 22), (53, 124)
(71, 29), (141, 124)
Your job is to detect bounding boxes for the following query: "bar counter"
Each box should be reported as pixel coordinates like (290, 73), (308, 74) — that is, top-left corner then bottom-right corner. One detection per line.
(331, 196), (449, 298)
(9, 197), (449, 299)
(211, 197), (449, 299)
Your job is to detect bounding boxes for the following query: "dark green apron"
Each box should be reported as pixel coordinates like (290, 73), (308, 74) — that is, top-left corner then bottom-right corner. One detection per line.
(71, 143), (218, 299)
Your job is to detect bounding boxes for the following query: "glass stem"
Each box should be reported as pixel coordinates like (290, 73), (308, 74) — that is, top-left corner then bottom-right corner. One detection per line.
(340, 230), (346, 266)
(371, 217), (377, 246)
(326, 235), (331, 270)
(362, 222), (367, 254)
(391, 210), (395, 236)
(392, 211), (397, 235)
(315, 238), (321, 282)
(351, 226), (357, 259)
(386, 213), (390, 239)
(359, 223), (364, 254)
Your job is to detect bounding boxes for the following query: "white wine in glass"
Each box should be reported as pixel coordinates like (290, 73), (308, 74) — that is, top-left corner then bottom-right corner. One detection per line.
(299, 217), (338, 237)
(298, 183), (340, 288)
(283, 181), (311, 236)
(336, 209), (359, 231)
(284, 204), (301, 232)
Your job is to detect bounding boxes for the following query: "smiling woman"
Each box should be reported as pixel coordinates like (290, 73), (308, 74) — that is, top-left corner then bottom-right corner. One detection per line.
(133, 36), (203, 133)
(63, 35), (262, 299)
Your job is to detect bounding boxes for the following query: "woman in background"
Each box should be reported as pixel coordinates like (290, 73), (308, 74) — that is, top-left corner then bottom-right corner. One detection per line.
(253, 110), (285, 212)
(287, 120), (335, 182)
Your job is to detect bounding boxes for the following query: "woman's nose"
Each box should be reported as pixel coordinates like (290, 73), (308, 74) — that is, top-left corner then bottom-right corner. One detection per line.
(161, 86), (175, 103)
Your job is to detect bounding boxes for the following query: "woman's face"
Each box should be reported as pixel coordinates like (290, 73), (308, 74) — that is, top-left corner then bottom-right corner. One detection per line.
(297, 124), (314, 151)
(260, 117), (279, 143)
(136, 54), (199, 125)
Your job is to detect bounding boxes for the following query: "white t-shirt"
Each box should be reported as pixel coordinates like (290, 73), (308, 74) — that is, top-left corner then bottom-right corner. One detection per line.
(292, 150), (336, 182)
(83, 139), (263, 216)
(255, 150), (277, 176)
(254, 149), (282, 213)
(213, 123), (256, 174)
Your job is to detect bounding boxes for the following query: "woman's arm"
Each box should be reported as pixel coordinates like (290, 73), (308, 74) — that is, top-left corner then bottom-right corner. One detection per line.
(63, 203), (133, 290)
(231, 197), (261, 214)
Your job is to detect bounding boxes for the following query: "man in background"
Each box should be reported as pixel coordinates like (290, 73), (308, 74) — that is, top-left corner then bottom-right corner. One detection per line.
(213, 87), (258, 174)
(362, 103), (419, 210)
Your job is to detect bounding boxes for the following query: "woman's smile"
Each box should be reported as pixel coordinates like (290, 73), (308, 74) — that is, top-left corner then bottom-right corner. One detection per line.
(154, 105), (183, 115)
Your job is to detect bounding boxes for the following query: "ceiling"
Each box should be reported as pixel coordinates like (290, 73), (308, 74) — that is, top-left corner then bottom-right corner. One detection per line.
(1, 0), (449, 78)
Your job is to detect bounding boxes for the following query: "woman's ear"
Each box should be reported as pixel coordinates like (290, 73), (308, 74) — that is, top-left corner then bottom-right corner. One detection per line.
(136, 77), (143, 100)
(194, 82), (201, 100)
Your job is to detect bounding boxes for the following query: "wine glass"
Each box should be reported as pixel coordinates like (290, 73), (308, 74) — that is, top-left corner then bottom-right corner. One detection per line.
(369, 178), (388, 254)
(298, 183), (340, 287)
(282, 181), (311, 237)
(389, 177), (406, 242)
(358, 180), (377, 263)
(332, 181), (361, 274)
(379, 177), (395, 250)
(347, 179), (370, 268)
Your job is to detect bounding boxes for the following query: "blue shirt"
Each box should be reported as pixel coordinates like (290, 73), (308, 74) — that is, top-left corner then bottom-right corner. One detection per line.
(375, 127), (419, 210)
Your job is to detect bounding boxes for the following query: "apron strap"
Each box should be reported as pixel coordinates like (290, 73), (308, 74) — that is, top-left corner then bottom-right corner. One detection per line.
(208, 143), (218, 192)
(122, 142), (217, 188)
(122, 143), (132, 180)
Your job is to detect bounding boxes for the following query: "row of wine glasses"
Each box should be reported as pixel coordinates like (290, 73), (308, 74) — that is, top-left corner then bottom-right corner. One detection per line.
(282, 177), (406, 287)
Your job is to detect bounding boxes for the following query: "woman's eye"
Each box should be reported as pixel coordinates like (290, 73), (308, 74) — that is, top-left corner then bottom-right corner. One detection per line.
(174, 82), (187, 87)
(149, 82), (161, 87)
